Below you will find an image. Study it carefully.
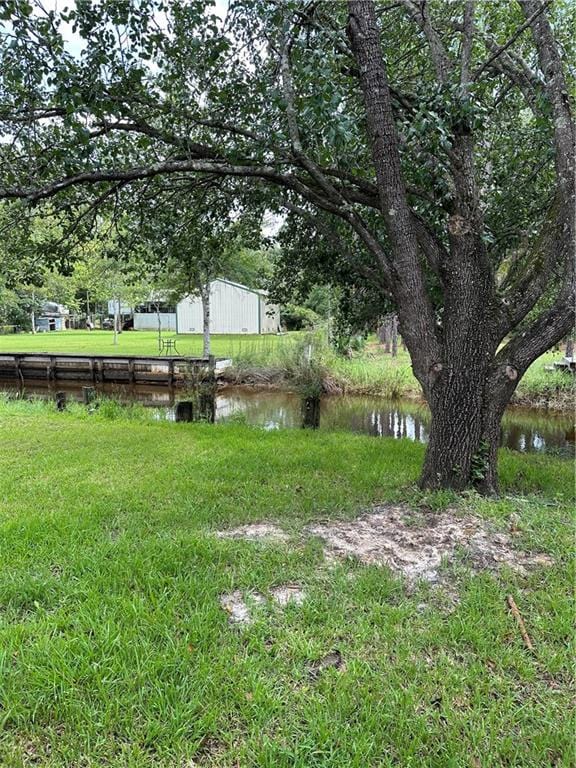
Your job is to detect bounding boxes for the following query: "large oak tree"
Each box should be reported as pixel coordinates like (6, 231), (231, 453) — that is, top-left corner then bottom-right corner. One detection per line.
(0, 0), (573, 492)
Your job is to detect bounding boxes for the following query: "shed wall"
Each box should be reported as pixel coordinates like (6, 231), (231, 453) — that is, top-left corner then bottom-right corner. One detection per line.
(177, 281), (261, 334)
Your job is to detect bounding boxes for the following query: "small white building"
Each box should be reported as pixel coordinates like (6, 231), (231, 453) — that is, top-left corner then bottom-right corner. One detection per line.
(36, 301), (70, 332)
(176, 279), (280, 335)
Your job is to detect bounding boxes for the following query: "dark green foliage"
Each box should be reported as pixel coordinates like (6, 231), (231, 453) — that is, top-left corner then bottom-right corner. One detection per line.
(281, 303), (320, 331)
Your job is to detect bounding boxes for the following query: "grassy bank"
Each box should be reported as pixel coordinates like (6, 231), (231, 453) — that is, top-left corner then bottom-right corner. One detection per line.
(0, 399), (573, 766)
(224, 334), (574, 410)
(1, 330), (573, 409)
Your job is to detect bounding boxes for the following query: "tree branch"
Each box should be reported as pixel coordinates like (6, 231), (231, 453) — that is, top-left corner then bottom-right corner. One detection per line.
(396, 0), (452, 84)
(472, 1), (551, 82)
(483, 41), (541, 114)
(89, 120), (222, 160)
(281, 199), (390, 290)
(497, 275), (576, 374)
(498, 193), (571, 334)
(279, 27), (344, 206)
(519, 0), (575, 186)
(347, 0), (441, 384)
(460, 1), (475, 90)
(410, 212), (449, 279)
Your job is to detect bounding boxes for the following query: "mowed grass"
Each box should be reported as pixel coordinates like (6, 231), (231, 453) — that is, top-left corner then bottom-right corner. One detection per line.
(0, 329), (292, 359)
(0, 399), (573, 767)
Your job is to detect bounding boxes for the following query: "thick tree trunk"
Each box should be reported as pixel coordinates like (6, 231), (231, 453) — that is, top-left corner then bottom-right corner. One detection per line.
(419, 357), (521, 494)
(420, 369), (488, 491)
(421, 398), (500, 492)
(200, 284), (210, 358)
(476, 398), (509, 495)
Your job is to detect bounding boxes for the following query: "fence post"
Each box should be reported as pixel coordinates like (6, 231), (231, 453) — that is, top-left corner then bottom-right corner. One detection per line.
(55, 392), (67, 411)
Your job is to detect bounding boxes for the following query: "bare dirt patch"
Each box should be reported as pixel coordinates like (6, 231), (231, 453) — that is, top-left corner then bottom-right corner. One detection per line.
(270, 584), (306, 607)
(219, 590), (266, 625)
(220, 584), (306, 625)
(215, 523), (289, 542)
(307, 649), (345, 680)
(307, 505), (553, 583)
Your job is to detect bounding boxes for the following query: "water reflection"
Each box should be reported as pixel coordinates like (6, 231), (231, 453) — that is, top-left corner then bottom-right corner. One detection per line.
(1, 380), (573, 455)
(326, 403), (429, 441)
(217, 389), (573, 456)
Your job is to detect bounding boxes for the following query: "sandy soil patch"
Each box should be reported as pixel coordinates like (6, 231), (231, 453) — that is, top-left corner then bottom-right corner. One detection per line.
(216, 523), (289, 542)
(306, 505), (553, 583)
(219, 590), (266, 624)
(220, 584), (306, 625)
(269, 584), (306, 607)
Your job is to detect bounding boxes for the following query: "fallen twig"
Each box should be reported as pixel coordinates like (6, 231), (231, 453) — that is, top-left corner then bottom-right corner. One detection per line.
(507, 595), (534, 651)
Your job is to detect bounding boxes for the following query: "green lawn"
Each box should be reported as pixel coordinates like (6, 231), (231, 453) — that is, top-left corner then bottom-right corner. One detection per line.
(0, 329), (291, 359)
(0, 399), (573, 766)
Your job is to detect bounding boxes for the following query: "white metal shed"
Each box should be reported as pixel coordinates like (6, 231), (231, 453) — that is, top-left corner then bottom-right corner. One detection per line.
(176, 279), (280, 335)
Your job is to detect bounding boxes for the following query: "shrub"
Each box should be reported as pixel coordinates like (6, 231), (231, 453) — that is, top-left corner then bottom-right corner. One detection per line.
(281, 304), (321, 331)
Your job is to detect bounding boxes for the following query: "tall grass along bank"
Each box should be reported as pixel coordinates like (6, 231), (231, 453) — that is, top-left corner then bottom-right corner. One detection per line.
(223, 333), (574, 410)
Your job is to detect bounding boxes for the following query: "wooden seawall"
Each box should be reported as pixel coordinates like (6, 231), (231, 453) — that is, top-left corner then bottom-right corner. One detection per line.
(0, 353), (219, 386)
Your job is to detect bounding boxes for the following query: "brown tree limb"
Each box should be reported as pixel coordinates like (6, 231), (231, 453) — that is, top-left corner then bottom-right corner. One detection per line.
(396, 0), (452, 84)
(520, 0), (575, 187)
(89, 120), (222, 160)
(410, 212), (449, 279)
(498, 193), (571, 334)
(507, 595), (534, 651)
(472, 1), (551, 82)
(279, 29), (343, 207)
(496, 273), (576, 375)
(347, 0), (441, 385)
(460, 0), (475, 90)
(281, 199), (391, 290)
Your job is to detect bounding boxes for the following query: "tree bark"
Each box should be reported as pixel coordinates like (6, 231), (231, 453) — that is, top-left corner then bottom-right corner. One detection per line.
(382, 319), (391, 353)
(31, 290), (36, 334)
(347, 0), (441, 389)
(200, 283), (211, 358)
(420, 367), (486, 491)
(419, 363), (515, 494)
(347, 0), (574, 494)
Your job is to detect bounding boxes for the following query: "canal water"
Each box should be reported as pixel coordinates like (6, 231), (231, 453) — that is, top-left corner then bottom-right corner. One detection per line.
(0, 381), (573, 456)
